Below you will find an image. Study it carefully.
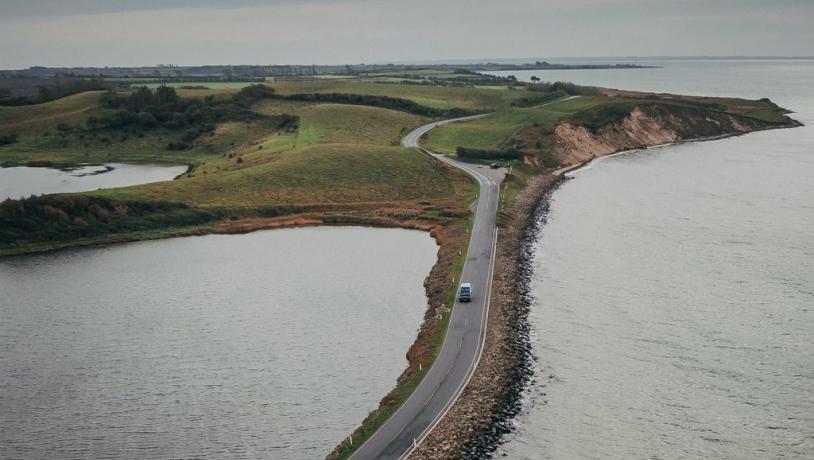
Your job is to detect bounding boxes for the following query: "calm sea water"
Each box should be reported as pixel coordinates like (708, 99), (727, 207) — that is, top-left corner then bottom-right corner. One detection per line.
(494, 60), (814, 458)
(0, 227), (437, 459)
(0, 163), (187, 200)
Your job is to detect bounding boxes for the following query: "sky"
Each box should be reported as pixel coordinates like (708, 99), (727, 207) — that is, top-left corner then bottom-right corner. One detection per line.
(0, 0), (812, 69)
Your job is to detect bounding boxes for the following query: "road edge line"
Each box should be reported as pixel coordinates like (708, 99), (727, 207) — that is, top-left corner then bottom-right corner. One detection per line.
(399, 225), (499, 459)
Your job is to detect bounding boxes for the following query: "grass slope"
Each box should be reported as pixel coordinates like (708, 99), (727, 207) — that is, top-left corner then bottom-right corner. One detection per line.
(97, 144), (455, 208)
(425, 96), (607, 155)
(0, 83), (476, 254)
(270, 80), (527, 111)
(424, 93), (794, 159)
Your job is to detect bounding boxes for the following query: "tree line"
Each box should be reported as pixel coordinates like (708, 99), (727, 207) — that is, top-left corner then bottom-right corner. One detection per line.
(455, 147), (522, 161)
(273, 91), (473, 118)
(0, 78), (111, 106)
(0, 194), (215, 246)
(86, 85), (297, 150)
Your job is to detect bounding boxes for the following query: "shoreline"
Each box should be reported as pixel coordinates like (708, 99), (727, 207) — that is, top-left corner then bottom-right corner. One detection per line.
(1, 93), (803, 459)
(554, 120), (803, 177)
(408, 119), (803, 459)
(412, 171), (563, 458)
(0, 206), (471, 460)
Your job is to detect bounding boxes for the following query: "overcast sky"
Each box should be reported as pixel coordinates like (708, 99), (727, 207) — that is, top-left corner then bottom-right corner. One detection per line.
(1, 0), (812, 69)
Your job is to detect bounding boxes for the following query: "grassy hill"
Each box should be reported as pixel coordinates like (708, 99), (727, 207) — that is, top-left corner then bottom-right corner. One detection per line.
(425, 96), (608, 155)
(0, 82), (479, 255)
(0, 76), (800, 460)
(0, 79), (797, 255)
(270, 80), (527, 110)
(424, 92), (797, 165)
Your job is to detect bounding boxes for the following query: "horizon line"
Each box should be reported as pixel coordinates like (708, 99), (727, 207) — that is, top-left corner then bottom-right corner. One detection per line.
(3, 55), (813, 72)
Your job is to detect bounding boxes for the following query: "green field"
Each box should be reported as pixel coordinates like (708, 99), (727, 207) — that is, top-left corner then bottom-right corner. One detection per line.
(0, 82), (478, 254)
(0, 75), (799, 460)
(424, 96), (608, 155)
(0, 79), (794, 253)
(269, 80), (527, 110)
(422, 92), (792, 161)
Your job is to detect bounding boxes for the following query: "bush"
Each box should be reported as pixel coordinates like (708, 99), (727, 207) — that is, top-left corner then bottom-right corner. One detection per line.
(275, 92), (471, 118)
(569, 104), (633, 133)
(232, 84), (276, 106)
(456, 146), (522, 160)
(0, 194), (216, 246)
(550, 81), (600, 96)
(92, 86), (265, 144)
(0, 78), (111, 106)
(166, 142), (190, 151)
(0, 134), (18, 146)
(538, 150), (559, 168)
(511, 90), (567, 107)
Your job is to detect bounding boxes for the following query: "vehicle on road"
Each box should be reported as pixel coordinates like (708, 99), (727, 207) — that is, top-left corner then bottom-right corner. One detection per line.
(458, 283), (472, 302)
(489, 162), (500, 169)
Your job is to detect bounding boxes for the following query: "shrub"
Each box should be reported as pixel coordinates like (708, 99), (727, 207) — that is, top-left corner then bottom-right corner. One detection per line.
(0, 78), (111, 106)
(275, 92), (471, 118)
(0, 134), (18, 146)
(232, 84), (276, 106)
(456, 146), (522, 160)
(92, 86), (267, 145)
(569, 104), (632, 133)
(550, 81), (600, 96)
(0, 195), (216, 246)
(538, 150), (559, 168)
(511, 90), (567, 107)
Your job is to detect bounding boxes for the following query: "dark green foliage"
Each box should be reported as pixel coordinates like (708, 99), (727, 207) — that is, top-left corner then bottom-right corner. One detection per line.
(551, 81), (599, 95)
(232, 84), (277, 106)
(526, 81), (599, 96)
(569, 104), (632, 133)
(0, 194), (215, 246)
(94, 86), (257, 131)
(271, 114), (298, 131)
(456, 147), (522, 160)
(276, 92), (472, 118)
(0, 78), (110, 106)
(166, 142), (190, 151)
(0, 134), (18, 146)
(87, 86), (296, 148)
(386, 71), (515, 87)
(538, 150), (559, 168)
(511, 90), (568, 107)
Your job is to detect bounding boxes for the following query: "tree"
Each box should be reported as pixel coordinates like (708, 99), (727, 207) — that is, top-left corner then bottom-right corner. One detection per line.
(530, 75), (541, 83)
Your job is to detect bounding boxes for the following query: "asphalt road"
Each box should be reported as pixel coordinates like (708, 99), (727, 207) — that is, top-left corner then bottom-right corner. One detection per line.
(349, 117), (503, 459)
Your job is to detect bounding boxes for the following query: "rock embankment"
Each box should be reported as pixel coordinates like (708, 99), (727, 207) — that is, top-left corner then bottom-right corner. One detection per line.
(412, 173), (564, 459)
(410, 98), (801, 459)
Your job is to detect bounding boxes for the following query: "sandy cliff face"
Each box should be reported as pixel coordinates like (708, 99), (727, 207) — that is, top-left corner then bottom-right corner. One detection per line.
(552, 105), (768, 167)
(553, 108), (680, 165)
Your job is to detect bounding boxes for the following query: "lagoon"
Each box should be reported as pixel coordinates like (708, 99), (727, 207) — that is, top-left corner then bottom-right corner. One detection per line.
(0, 162), (187, 201)
(0, 227), (437, 459)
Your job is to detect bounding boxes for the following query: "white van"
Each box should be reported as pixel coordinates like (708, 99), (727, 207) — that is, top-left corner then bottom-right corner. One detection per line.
(458, 283), (472, 303)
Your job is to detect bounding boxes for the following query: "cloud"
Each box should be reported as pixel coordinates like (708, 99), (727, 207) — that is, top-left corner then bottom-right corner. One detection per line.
(0, 0), (363, 19)
(0, 0), (811, 68)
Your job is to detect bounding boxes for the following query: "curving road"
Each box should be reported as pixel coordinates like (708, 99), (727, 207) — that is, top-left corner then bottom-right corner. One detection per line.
(349, 116), (503, 459)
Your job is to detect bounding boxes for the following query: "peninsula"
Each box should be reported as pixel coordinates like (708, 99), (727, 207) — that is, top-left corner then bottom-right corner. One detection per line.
(0, 68), (799, 459)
